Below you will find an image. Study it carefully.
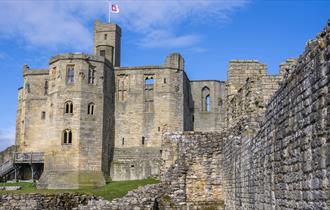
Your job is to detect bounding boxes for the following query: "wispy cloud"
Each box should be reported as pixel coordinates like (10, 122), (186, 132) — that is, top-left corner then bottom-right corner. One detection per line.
(138, 30), (201, 48)
(0, 0), (248, 50)
(0, 128), (15, 152)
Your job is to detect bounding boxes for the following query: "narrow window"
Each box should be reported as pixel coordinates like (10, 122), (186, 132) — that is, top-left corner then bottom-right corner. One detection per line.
(201, 86), (211, 112)
(158, 127), (160, 132)
(41, 111), (46, 120)
(206, 95), (211, 112)
(66, 65), (74, 84)
(100, 50), (106, 57)
(192, 115), (195, 123)
(88, 68), (95, 84)
(68, 130), (72, 144)
(163, 78), (166, 84)
(122, 138), (124, 145)
(26, 83), (30, 93)
(88, 103), (94, 115)
(104, 34), (108, 40)
(63, 129), (72, 144)
(142, 136), (145, 145)
(44, 80), (48, 95)
(64, 101), (73, 114)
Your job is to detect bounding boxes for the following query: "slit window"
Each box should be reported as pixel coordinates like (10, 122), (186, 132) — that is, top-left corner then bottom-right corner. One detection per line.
(63, 129), (72, 144)
(44, 80), (48, 95)
(104, 34), (108, 40)
(142, 136), (145, 145)
(122, 138), (124, 145)
(41, 111), (46, 120)
(88, 103), (95, 115)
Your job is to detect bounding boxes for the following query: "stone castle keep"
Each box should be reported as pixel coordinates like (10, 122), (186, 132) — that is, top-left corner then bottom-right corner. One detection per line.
(3, 20), (228, 188)
(0, 19), (329, 209)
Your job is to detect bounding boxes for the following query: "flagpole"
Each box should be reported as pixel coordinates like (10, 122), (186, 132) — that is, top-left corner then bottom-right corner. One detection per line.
(108, 2), (111, 23)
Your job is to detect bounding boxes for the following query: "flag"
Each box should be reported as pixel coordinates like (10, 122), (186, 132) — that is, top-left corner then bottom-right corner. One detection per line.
(111, 4), (119, 13)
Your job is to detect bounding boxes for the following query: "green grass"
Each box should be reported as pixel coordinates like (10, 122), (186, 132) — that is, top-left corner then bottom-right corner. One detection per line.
(0, 178), (159, 201)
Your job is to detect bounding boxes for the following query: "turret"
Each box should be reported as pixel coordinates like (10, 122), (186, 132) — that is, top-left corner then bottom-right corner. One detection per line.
(165, 53), (185, 70)
(94, 20), (121, 67)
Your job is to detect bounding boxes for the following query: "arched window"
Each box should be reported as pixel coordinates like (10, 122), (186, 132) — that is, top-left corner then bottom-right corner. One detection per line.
(63, 129), (72, 144)
(201, 86), (211, 112)
(88, 103), (95, 115)
(64, 101), (73, 114)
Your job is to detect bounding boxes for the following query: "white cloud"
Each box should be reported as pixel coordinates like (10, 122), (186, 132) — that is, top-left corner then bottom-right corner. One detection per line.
(138, 30), (201, 48)
(0, 0), (248, 50)
(0, 128), (15, 152)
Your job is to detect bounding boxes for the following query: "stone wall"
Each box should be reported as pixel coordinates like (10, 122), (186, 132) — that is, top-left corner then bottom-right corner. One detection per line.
(190, 80), (226, 132)
(226, 61), (283, 128)
(0, 146), (16, 165)
(0, 193), (96, 210)
(111, 53), (193, 181)
(222, 21), (330, 209)
(160, 132), (225, 208)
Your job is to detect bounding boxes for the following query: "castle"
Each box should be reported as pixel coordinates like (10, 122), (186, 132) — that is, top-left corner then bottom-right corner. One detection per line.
(2, 20), (286, 189)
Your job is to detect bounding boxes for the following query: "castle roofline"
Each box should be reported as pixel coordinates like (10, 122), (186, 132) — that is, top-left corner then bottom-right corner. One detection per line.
(94, 20), (121, 35)
(229, 59), (263, 63)
(115, 65), (166, 71)
(24, 69), (49, 76)
(190, 80), (225, 83)
(115, 65), (185, 71)
(49, 53), (113, 67)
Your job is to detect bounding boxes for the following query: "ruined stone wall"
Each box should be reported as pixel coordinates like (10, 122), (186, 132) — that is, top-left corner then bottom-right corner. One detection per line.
(227, 60), (267, 95)
(160, 132), (224, 208)
(0, 193), (96, 210)
(190, 80), (226, 131)
(223, 21), (330, 209)
(226, 60), (283, 128)
(0, 146), (16, 165)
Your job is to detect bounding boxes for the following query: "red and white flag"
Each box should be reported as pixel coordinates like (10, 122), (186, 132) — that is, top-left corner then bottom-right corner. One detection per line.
(109, 2), (119, 23)
(111, 3), (119, 13)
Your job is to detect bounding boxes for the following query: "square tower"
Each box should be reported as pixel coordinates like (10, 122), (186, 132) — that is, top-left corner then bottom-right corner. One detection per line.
(94, 20), (121, 67)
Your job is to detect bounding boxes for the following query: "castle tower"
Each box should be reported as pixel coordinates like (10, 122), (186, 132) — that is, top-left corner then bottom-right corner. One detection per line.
(94, 20), (121, 67)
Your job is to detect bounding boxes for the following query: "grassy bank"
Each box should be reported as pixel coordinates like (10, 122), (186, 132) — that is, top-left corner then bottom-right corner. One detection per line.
(0, 178), (159, 201)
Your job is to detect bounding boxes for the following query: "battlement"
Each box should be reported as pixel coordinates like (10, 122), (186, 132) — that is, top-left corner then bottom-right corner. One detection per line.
(94, 20), (121, 35)
(49, 53), (111, 66)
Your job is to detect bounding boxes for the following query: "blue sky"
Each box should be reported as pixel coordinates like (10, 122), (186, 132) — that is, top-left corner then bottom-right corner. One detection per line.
(0, 0), (329, 151)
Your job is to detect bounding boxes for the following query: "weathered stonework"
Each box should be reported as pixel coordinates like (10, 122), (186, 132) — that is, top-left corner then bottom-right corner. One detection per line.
(1, 17), (328, 209)
(0, 193), (97, 210)
(222, 21), (330, 209)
